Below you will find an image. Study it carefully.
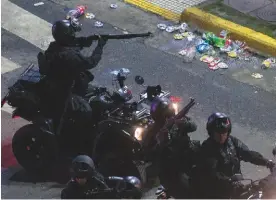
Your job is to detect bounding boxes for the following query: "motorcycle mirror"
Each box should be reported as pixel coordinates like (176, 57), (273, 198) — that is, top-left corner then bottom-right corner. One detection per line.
(231, 174), (243, 182)
(273, 147), (276, 157)
(134, 76), (145, 85)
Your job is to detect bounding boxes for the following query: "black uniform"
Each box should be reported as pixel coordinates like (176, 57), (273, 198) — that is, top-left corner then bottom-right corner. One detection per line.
(61, 174), (110, 199)
(157, 117), (199, 198)
(62, 155), (142, 199)
(194, 135), (272, 198)
(39, 19), (107, 127)
(44, 39), (105, 96)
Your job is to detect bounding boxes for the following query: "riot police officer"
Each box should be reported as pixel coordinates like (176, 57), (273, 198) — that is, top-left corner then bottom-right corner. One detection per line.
(145, 97), (198, 198)
(38, 18), (107, 123)
(61, 155), (143, 199)
(192, 112), (275, 198)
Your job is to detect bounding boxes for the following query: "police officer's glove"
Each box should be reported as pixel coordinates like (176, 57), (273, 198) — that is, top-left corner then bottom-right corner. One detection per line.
(97, 36), (108, 47)
(266, 160), (275, 172)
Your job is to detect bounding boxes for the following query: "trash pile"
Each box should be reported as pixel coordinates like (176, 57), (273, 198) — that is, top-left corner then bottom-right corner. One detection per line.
(157, 22), (276, 75)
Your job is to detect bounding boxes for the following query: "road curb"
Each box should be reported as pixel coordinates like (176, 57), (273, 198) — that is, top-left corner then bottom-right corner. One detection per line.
(124, 0), (180, 21)
(181, 7), (276, 56)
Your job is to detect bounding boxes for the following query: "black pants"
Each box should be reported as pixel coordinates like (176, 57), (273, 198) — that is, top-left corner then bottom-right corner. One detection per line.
(159, 168), (190, 199)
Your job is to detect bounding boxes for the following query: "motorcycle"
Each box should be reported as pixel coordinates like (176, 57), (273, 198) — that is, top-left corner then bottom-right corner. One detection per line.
(231, 148), (276, 199)
(92, 76), (185, 184)
(1, 64), (107, 173)
(0, 64), (152, 174)
(156, 147), (276, 199)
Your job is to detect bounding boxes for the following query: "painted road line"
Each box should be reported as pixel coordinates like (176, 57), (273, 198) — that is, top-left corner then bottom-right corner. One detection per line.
(1, 57), (21, 114)
(1, 0), (53, 51)
(1, 104), (15, 115)
(1, 57), (23, 74)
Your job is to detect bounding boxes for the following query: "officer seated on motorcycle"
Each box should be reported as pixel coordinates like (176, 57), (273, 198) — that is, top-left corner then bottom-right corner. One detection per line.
(144, 97), (198, 198)
(191, 112), (275, 199)
(61, 155), (143, 199)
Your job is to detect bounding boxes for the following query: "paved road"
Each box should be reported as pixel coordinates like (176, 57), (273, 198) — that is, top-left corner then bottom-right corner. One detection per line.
(1, 0), (276, 198)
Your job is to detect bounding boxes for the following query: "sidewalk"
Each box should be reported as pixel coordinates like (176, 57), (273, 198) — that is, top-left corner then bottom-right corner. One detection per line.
(223, 0), (276, 24)
(124, 0), (209, 21)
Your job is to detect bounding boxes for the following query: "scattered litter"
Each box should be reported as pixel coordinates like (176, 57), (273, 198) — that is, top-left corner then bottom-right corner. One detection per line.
(196, 42), (210, 54)
(110, 4), (118, 9)
(203, 32), (226, 48)
(94, 21), (103, 27)
(179, 49), (187, 56)
(227, 51), (238, 58)
(174, 34), (184, 40)
(200, 55), (214, 63)
(233, 40), (246, 50)
(182, 32), (190, 38)
(34, 2), (44, 6)
(182, 47), (196, 63)
(220, 46), (232, 53)
(209, 65), (220, 71)
(85, 13), (95, 19)
(251, 73), (263, 79)
(66, 5), (86, 19)
(114, 26), (118, 30)
(254, 91), (258, 93)
(218, 62), (228, 69)
(261, 58), (276, 69)
(208, 58), (221, 70)
(176, 23), (188, 33)
(165, 26), (175, 33)
(123, 31), (129, 34)
(157, 23), (167, 30)
(219, 30), (228, 39)
(187, 34), (195, 41)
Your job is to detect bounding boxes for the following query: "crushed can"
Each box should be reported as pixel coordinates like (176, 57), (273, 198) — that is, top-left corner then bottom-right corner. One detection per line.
(219, 30), (228, 39)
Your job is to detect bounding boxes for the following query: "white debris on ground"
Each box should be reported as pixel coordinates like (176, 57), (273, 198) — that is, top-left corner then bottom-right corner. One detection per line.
(94, 21), (104, 27)
(34, 2), (44, 6)
(85, 13), (95, 19)
(110, 4), (118, 9)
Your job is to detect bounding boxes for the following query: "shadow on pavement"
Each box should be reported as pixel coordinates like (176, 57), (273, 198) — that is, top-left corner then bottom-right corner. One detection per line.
(8, 161), (71, 185)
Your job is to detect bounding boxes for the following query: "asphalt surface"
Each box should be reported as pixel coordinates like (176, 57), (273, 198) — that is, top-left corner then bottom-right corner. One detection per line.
(1, 0), (276, 198)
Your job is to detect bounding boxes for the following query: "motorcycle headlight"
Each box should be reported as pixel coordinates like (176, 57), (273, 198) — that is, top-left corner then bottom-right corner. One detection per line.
(172, 103), (179, 115)
(134, 127), (143, 141)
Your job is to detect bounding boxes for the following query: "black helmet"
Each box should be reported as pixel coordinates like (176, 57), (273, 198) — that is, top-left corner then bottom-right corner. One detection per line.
(150, 97), (175, 122)
(71, 155), (96, 179)
(206, 112), (231, 136)
(52, 19), (81, 45)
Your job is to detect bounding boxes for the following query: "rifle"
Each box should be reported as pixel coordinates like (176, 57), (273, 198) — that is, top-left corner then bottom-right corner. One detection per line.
(88, 32), (152, 40)
(156, 98), (196, 146)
